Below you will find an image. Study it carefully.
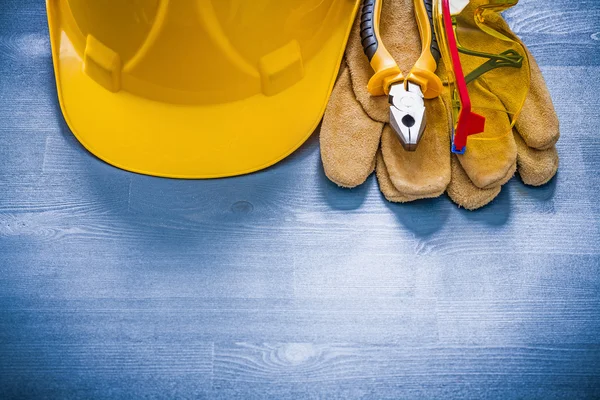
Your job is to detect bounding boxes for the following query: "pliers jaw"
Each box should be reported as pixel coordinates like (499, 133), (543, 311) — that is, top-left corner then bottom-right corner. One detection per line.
(388, 82), (426, 152)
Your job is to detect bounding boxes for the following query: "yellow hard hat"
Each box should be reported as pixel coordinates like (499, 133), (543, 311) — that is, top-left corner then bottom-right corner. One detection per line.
(47, 0), (359, 178)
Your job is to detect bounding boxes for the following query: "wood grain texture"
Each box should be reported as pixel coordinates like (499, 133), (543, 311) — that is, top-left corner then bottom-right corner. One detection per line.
(1, 0), (600, 398)
(213, 342), (600, 381)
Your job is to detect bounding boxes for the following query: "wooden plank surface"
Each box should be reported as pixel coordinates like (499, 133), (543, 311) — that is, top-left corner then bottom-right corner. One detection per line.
(1, 0), (599, 398)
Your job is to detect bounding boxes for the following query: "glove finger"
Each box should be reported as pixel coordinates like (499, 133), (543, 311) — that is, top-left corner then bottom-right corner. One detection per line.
(380, 97), (451, 198)
(486, 49), (559, 151)
(447, 154), (504, 210)
(375, 151), (424, 203)
(320, 62), (383, 188)
(514, 132), (559, 186)
(512, 51), (560, 150)
(456, 81), (517, 189)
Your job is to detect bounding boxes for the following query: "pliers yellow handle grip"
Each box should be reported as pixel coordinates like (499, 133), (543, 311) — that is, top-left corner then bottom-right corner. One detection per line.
(360, 0), (443, 99)
(360, 0), (404, 96)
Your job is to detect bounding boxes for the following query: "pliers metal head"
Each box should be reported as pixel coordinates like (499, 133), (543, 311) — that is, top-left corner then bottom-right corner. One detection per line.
(388, 81), (426, 152)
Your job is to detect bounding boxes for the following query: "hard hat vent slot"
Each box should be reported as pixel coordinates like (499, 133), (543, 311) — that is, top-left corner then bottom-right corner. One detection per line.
(258, 40), (304, 96)
(83, 35), (122, 92)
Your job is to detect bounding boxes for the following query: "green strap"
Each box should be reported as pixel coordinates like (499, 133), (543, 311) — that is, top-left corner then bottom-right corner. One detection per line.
(452, 19), (523, 85)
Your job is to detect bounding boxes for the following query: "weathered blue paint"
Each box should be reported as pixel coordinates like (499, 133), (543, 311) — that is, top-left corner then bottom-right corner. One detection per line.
(1, 0), (599, 398)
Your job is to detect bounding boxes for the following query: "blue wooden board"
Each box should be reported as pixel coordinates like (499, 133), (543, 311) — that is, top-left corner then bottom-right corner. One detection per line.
(1, 0), (599, 398)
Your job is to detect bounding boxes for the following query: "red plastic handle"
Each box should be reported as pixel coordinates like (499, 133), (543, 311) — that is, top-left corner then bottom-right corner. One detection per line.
(442, 0), (485, 153)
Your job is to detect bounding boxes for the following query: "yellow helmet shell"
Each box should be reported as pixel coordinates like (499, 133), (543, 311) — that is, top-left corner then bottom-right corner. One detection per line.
(47, 0), (359, 178)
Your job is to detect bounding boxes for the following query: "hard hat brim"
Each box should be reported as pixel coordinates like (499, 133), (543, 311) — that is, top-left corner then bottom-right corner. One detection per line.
(47, 1), (358, 178)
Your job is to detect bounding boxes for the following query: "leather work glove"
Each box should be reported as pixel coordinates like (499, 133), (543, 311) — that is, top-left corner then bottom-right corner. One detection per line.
(320, 0), (559, 209)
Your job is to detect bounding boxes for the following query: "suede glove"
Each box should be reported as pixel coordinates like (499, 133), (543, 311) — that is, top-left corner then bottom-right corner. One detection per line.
(320, 0), (559, 209)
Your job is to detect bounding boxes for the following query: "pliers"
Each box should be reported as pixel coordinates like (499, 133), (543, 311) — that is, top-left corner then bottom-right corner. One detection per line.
(360, 0), (443, 151)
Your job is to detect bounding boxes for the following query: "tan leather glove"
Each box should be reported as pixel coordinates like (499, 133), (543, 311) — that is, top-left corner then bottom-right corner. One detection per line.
(320, 0), (559, 209)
